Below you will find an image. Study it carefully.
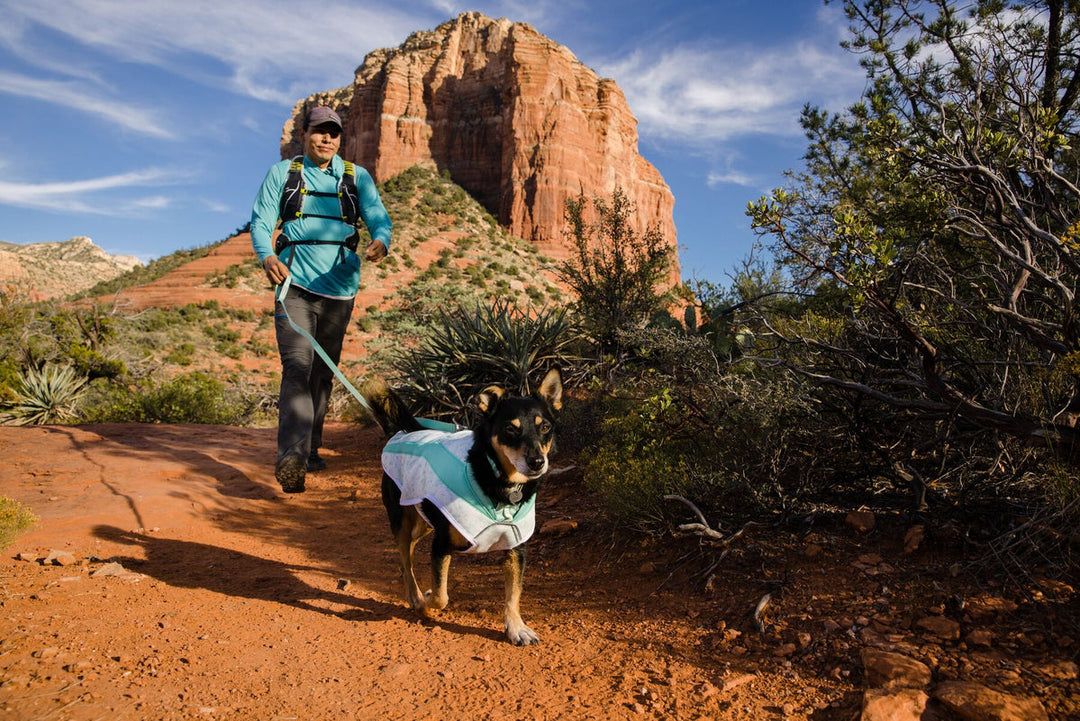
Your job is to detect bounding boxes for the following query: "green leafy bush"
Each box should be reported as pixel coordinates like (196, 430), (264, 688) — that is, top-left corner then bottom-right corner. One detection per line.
(165, 342), (197, 366)
(80, 372), (266, 425)
(66, 344), (126, 379)
(586, 406), (698, 532)
(141, 373), (230, 423)
(581, 328), (836, 531)
(142, 372), (262, 424)
(557, 188), (675, 353)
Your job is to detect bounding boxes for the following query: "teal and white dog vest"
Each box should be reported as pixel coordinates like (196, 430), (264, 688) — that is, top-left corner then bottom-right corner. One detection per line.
(381, 424), (536, 553)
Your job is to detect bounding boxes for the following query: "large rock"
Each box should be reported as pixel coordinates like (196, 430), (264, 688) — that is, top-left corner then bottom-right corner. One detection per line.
(861, 649), (933, 691)
(283, 12), (678, 274)
(861, 688), (929, 721)
(933, 681), (1048, 721)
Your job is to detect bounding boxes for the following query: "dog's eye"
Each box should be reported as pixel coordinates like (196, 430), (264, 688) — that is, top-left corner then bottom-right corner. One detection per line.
(503, 423), (521, 437)
(539, 422), (552, 434)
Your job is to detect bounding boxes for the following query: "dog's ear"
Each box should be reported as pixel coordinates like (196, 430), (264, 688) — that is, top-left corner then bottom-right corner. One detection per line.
(536, 368), (563, 411)
(477, 385), (506, 415)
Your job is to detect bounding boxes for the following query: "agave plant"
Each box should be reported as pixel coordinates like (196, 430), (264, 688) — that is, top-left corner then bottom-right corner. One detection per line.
(391, 298), (583, 421)
(1, 364), (88, 426)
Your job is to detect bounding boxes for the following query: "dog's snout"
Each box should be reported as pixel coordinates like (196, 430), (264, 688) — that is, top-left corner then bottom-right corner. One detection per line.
(526, 455), (546, 472)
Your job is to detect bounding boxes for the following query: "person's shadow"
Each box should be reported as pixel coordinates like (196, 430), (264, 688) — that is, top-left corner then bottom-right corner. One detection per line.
(93, 524), (502, 641)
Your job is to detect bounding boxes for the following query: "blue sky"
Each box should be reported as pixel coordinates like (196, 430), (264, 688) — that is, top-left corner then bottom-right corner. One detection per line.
(0, 0), (868, 283)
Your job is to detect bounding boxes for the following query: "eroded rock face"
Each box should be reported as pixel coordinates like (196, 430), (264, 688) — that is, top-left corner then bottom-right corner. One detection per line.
(0, 236), (142, 300)
(283, 12), (677, 271)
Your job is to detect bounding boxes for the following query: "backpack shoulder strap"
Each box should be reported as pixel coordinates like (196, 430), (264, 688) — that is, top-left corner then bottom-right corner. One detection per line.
(339, 161), (360, 227)
(278, 155), (306, 224)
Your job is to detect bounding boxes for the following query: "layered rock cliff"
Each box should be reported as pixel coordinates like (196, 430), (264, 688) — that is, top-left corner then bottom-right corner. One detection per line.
(282, 12), (677, 271)
(0, 236), (142, 301)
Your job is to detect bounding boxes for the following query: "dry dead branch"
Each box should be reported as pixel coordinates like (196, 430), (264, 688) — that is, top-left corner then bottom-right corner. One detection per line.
(664, 494), (760, 547)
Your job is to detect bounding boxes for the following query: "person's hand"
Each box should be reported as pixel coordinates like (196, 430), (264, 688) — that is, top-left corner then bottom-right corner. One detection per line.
(364, 239), (388, 263)
(262, 255), (290, 285)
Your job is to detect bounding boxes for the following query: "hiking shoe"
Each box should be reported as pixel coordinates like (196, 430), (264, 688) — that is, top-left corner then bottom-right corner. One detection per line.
(275, 454), (306, 493)
(307, 450), (327, 472)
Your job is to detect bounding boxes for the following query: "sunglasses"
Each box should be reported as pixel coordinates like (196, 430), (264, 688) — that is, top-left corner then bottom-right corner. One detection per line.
(309, 124), (341, 138)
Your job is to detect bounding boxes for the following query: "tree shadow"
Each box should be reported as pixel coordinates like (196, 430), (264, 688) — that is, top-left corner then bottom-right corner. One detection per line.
(92, 524), (502, 641)
(45, 420), (545, 643)
(58, 423), (277, 503)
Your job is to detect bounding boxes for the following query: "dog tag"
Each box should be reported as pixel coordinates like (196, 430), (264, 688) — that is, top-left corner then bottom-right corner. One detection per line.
(507, 487), (522, 504)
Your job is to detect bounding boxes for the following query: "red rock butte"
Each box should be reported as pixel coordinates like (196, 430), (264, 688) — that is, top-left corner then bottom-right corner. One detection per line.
(281, 11), (678, 276)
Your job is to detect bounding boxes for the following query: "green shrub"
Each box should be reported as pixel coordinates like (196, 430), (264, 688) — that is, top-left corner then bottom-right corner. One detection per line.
(580, 328), (834, 531)
(0, 497), (38, 550)
(0, 360), (23, 405)
(206, 322), (240, 343)
(246, 338), (274, 358)
(165, 342), (197, 366)
(76, 381), (144, 423)
(139, 373), (245, 424)
(67, 344), (126, 379)
(557, 188), (675, 353)
(81, 372), (261, 425)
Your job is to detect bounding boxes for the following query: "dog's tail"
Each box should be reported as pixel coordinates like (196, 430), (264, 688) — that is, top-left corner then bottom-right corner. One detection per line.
(359, 377), (423, 436)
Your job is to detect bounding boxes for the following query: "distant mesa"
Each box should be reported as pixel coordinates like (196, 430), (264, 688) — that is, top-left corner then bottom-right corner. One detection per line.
(0, 236), (142, 301)
(281, 11), (679, 278)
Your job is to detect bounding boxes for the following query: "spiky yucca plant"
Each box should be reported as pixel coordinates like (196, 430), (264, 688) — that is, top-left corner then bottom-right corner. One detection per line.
(1, 364), (88, 425)
(391, 299), (581, 422)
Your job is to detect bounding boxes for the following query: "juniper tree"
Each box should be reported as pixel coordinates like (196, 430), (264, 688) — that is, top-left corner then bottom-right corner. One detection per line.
(557, 188), (674, 354)
(749, 0), (1080, 475)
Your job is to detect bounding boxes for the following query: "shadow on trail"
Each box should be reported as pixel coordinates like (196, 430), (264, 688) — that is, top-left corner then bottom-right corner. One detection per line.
(92, 524), (503, 642)
(60, 423), (278, 501)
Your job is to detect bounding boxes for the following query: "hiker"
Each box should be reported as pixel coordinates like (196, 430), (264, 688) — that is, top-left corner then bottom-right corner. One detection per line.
(250, 105), (392, 494)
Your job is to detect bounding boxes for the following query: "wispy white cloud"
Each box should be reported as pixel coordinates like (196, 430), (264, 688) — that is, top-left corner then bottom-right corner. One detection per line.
(6, 1), (433, 106)
(202, 199), (232, 213)
(427, 0), (463, 15)
(129, 196), (172, 211)
(0, 168), (180, 215)
(0, 71), (174, 139)
(595, 1), (862, 149)
(600, 40), (864, 145)
(424, 0), (559, 27)
(707, 169), (755, 188)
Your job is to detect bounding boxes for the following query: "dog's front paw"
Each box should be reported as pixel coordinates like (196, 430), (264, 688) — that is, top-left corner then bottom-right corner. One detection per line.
(423, 589), (449, 611)
(407, 593), (434, 618)
(505, 622), (540, 646)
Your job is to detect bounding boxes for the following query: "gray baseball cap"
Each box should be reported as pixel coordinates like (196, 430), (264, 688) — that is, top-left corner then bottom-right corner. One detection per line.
(305, 106), (343, 130)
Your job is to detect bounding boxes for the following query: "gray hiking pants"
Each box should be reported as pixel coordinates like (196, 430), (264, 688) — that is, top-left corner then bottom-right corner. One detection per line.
(274, 285), (355, 463)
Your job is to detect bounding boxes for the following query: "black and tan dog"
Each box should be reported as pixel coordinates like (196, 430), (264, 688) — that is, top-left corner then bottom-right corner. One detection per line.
(362, 368), (562, 645)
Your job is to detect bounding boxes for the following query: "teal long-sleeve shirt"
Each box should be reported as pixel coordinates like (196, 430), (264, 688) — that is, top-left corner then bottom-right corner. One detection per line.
(251, 154), (392, 299)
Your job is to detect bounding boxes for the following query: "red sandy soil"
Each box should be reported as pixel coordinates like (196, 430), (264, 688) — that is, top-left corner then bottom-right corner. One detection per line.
(0, 421), (1077, 720)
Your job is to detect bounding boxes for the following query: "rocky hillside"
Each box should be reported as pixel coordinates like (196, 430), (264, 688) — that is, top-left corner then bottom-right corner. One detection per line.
(84, 165), (567, 384)
(0, 236), (141, 301)
(282, 12), (678, 278)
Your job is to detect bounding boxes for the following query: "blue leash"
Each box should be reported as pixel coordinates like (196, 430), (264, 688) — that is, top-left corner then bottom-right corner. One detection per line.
(275, 276), (462, 433)
(276, 275), (373, 414)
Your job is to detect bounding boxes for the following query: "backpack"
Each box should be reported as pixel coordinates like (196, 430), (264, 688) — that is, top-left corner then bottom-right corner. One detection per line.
(274, 155), (361, 256)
